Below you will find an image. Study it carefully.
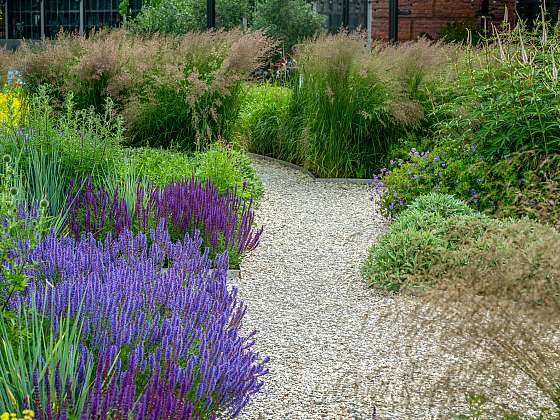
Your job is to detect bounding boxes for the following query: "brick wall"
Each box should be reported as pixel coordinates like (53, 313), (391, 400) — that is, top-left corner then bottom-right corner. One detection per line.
(371, 0), (516, 41)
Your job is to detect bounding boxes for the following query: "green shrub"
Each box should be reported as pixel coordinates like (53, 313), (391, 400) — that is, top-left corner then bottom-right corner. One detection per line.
(11, 30), (274, 151)
(125, 147), (195, 186)
(130, 0), (251, 34)
(192, 145), (264, 201)
(126, 145), (264, 201)
(406, 192), (475, 218)
(234, 83), (300, 162)
(372, 142), (488, 218)
(252, 0), (326, 52)
(363, 194), (483, 291)
(362, 227), (447, 292)
(438, 21), (486, 45)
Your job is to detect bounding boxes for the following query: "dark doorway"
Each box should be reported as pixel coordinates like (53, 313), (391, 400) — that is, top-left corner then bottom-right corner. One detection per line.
(315, 0), (368, 32)
(517, 0), (560, 29)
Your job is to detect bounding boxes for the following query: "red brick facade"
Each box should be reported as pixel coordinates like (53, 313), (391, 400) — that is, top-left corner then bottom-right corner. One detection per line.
(372, 0), (516, 41)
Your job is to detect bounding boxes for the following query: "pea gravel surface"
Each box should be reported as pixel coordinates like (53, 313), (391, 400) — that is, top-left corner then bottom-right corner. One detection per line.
(233, 157), (456, 420)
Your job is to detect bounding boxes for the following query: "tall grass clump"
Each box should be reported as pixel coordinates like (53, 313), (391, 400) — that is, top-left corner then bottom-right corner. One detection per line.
(292, 33), (399, 178)
(234, 83), (299, 163)
(10, 29), (276, 151)
(284, 34), (456, 178)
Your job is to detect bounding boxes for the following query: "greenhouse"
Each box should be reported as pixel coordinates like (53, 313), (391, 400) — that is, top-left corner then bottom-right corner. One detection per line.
(0, 0), (142, 40)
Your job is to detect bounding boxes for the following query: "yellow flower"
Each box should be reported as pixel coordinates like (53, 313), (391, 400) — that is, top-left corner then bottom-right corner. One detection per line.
(0, 90), (25, 127)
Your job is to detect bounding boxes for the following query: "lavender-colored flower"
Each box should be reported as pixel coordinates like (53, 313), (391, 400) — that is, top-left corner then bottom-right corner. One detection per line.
(18, 222), (268, 419)
(67, 177), (263, 260)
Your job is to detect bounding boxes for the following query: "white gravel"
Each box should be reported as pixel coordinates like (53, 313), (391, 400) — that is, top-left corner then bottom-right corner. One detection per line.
(234, 158), (433, 419)
(233, 157), (551, 419)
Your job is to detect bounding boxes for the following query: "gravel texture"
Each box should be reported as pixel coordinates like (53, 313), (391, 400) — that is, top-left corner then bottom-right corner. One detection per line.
(233, 157), (548, 419)
(234, 158), (439, 419)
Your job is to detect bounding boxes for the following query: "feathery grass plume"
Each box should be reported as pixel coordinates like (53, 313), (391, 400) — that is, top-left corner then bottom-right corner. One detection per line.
(7, 29), (275, 150)
(374, 217), (560, 417)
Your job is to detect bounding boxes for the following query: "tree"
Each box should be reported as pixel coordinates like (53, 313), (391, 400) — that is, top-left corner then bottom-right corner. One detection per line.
(252, 0), (325, 52)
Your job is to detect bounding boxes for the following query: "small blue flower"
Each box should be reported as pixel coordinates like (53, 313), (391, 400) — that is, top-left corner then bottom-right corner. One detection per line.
(434, 155), (440, 162)
(390, 160), (395, 166)
(470, 188), (476, 195)
(476, 178), (481, 184)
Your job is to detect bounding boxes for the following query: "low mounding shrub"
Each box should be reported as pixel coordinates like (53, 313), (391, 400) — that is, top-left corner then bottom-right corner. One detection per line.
(126, 145), (264, 201)
(190, 145), (264, 201)
(364, 193), (560, 296)
(403, 217), (560, 417)
(66, 177), (262, 266)
(11, 29), (275, 150)
(362, 193), (481, 292)
(6, 223), (268, 418)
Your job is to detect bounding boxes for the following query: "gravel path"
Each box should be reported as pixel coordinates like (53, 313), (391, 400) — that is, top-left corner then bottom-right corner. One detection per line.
(234, 158), (429, 419)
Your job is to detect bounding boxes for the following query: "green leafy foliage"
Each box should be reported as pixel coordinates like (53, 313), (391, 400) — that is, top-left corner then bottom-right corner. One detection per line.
(125, 145), (263, 202)
(362, 194), (488, 292)
(373, 24), (560, 227)
(252, 0), (326, 52)
(233, 83), (300, 162)
(0, 298), (94, 415)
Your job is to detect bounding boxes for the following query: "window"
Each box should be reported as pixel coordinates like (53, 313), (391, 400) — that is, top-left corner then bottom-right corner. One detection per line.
(84, 0), (121, 34)
(8, 0), (41, 39)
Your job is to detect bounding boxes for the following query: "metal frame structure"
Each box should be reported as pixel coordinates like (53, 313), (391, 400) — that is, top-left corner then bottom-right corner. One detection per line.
(0, 0), (142, 40)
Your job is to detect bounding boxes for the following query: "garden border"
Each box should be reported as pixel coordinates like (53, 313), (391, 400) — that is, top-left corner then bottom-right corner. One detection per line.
(246, 152), (372, 185)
